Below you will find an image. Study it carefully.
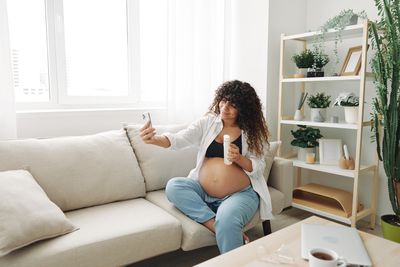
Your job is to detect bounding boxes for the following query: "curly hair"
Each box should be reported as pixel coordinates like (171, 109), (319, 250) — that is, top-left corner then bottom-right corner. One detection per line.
(209, 80), (269, 156)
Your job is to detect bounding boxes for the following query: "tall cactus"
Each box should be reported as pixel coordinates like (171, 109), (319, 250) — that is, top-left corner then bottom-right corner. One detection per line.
(370, 0), (400, 219)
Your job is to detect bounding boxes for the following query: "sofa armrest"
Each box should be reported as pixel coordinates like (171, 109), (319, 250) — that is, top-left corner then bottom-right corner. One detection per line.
(267, 157), (293, 208)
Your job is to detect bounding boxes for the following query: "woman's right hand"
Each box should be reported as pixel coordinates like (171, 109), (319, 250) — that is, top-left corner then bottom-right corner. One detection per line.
(140, 121), (156, 144)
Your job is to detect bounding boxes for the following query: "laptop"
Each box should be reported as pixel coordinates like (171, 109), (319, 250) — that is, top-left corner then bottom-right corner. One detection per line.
(301, 223), (372, 267)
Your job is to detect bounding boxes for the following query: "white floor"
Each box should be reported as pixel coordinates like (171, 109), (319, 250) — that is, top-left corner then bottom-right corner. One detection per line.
(130, 207), (383, 267)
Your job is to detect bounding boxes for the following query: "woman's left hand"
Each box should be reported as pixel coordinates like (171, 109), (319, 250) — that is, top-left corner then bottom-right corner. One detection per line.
(228, 143), (241, 163)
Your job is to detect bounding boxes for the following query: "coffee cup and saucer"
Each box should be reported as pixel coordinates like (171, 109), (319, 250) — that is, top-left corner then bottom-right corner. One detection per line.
(308, 248), (347, 267)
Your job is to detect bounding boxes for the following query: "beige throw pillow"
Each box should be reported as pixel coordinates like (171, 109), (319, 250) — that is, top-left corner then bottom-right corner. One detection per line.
(0, 170), (78, 257)
(263, 141), (281, 183)
(125, 124), (197, 191)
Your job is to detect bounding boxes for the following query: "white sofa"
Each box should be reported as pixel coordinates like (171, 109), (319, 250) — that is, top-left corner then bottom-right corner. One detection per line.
(0, 127), (293, 267)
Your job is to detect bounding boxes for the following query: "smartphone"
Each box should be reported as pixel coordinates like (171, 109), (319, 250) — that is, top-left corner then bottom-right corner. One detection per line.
(142, 112), (152, 127)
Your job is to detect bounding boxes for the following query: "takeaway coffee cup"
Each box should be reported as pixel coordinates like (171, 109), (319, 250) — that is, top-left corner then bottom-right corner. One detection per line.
(308, 248), (347, 267)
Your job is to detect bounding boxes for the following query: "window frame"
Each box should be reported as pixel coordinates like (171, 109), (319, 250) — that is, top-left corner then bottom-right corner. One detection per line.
(14, 0), (165, 111)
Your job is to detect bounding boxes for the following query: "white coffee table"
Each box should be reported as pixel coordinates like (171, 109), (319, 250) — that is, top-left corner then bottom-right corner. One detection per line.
(195, 216), (400, 267)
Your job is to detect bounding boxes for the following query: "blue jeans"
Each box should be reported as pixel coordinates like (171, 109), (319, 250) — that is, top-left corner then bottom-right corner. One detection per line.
(165, 177), (259, 254)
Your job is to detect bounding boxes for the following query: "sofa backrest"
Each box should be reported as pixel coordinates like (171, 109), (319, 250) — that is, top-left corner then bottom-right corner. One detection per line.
(125, 124), (281, 191)
(263, 141), (281, 183)
(125, 124), (197, 192)
(0, 130), (146, 211)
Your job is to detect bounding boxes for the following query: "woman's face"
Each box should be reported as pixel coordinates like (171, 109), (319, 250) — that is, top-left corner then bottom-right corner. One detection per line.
(219, 100), (239, 121)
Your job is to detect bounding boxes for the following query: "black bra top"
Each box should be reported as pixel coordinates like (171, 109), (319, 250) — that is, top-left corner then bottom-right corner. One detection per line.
(205, 135), (242, 158)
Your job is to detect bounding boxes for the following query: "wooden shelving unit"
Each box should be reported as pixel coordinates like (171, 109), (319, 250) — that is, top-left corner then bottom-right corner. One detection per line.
(277, 21), (379, 228)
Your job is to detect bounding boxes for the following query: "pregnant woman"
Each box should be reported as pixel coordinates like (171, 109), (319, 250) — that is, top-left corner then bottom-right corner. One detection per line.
(140, 80), (273, 253)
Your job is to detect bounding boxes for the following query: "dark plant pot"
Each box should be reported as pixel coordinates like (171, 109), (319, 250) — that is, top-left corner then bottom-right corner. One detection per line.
(381, 214), (400, 243)
(349, 14), (358, 25)
(307, 71), (324, 77)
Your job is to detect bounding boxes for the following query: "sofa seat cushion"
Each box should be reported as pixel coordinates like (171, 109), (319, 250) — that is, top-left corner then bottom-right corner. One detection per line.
(0, 199), (182, 267)
(146, 187), (284, 251)
(146, 190), (216, 251)
(0, 130), (146, 211)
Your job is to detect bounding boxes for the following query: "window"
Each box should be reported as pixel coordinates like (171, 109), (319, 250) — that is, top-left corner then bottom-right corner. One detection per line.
(6, 0), (225, 110)
(63, 0), (129, 97)
(7, 0), (49, 103)
(7, 0), (169, 107)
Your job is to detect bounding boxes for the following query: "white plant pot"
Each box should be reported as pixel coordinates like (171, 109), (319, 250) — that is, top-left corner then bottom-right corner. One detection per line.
(310, 108), (327, 122)
(297, 147), (316, 162)
(294, 109), (304, 121)
(344, 106), (358, 124)
(294, 68), (308, 78)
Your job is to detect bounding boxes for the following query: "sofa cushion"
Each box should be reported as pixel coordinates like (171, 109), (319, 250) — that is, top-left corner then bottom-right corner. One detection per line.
(0, 199), (182, 267)
(0, 130), (146, 211)
(263, 141), (281, 183)
(0, 170), (77, 257)
(146, 187), (284, 251)
(146, 190), (215, 251)
(125, 124), (197, 191)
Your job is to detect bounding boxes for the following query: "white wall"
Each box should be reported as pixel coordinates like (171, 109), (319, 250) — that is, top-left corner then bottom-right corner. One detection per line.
(16, 108), (168, 139)
(267, 0), (307, 141)
(306, 0), (378, 27)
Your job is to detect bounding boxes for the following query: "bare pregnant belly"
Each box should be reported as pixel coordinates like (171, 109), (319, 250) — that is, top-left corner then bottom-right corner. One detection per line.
(199, 158), (251, 198)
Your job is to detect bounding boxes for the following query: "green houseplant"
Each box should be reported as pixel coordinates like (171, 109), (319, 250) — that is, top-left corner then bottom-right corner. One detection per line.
(370, 0), (400, 242)
(307, 92), (331, 122)
(292, 49), (314, 78)
(334, 92), (359, 124)
(314, 9), (367, 68)
(307, 49), (330, 77)
(291, 125), (323, 162)
(333, 92), (359, 107)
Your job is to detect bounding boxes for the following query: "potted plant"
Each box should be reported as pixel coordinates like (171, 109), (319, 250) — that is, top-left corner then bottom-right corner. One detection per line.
(314, 9), (368, 68)
(307, 49), (330, 77)
(307, 92), (331, 122)
(291, 125), (323, 162)
(333, 92), (359, 123)
(370, 0), (400, 243)
(292, 49), (314, 78)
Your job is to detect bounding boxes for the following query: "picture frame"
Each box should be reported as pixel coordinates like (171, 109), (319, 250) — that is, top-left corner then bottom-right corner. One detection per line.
(339, 45), (363, 76)
(319, 139), (343, 165)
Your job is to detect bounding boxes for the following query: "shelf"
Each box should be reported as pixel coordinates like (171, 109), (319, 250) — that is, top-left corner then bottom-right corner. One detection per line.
(291, 203), (373, 225)
(291, 159), (376, 178)
(282, 73), (374, 82)
(282, 23), (364, 42)
(281, 119), (372, 129)
(281, 119), (358, 129)
(281, 74), (375, 83)
(291, 202), (351, 224)
(292, 183), (363, 217)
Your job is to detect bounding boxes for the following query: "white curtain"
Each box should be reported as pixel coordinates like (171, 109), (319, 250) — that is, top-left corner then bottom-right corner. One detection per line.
(166, 0), (225, 124)
(0, 0), (17, 139)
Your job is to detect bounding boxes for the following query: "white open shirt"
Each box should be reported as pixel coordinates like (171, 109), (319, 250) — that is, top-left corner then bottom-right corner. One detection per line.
(164, 113), (273, 220)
